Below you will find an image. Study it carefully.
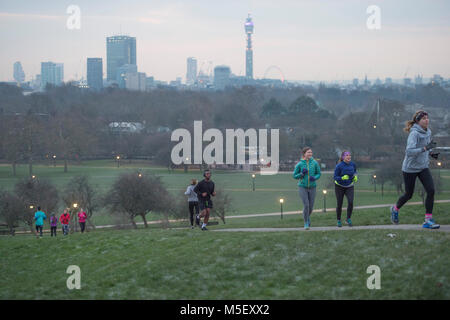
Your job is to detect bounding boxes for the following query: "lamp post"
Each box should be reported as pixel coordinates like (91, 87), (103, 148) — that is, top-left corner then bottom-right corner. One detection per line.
(116, 155), (120, 168)
(279, 198), (284, 220)
(53, 155), (56, 167)
(31, 175), (36, 180)
(138, 173), (142, 178)
(184, 157), (189, 173)
(252, 174), (256, 191)
(437, 162), (442, 178)
(373, 175), (377, 193)
(323, 190), (327, 212)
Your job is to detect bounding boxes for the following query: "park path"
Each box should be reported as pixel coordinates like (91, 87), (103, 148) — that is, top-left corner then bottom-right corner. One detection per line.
(212, 224), (450, 233)
(8, 199), (450, 235)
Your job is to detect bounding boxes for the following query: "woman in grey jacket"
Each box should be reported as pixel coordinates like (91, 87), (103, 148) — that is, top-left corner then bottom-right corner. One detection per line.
(390, 110), (440, 229)
(185, 179), (200, 228)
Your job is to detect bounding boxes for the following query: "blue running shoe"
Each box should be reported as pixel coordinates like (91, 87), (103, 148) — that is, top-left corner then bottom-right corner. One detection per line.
(422, 219), (440, 229)
(304, 223), (309, 230)
(390, 206), (399, 224)
(337, 220), (342, 228)
(346, 219), (353, 227)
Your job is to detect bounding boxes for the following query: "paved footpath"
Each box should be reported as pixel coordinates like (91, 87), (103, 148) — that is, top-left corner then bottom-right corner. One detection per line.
(213, 224), (450, 233)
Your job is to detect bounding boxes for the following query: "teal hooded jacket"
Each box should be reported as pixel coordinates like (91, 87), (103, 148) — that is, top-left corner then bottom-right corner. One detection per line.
(293, 158), (321, 188)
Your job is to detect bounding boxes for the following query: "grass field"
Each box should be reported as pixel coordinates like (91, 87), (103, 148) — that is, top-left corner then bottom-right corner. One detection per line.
(1, 217), (449, 299)
(1, 160), (449, 227)
(1, 160), (449, 300)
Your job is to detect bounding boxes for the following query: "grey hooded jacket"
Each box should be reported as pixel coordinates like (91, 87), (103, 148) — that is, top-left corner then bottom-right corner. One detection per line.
(184, 185), (198, 202)
(402, 123), (432, 173)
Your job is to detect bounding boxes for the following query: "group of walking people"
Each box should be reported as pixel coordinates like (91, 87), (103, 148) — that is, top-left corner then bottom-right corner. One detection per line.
(34, 206), (88, 237)
(292, 110), (440, 230)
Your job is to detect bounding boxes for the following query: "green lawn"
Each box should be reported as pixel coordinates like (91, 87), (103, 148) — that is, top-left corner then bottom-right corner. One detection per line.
(1, 223), (449, 299)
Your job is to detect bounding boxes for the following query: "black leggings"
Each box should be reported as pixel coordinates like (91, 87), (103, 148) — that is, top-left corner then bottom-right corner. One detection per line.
(396, 169), (435, 213)
(79, 222), (86, 233)
(335, 185), (354, 220)
(188, 201), (199, 226)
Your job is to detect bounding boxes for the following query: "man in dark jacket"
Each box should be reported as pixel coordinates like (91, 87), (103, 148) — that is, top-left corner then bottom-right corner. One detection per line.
(194, 170), (216, 231)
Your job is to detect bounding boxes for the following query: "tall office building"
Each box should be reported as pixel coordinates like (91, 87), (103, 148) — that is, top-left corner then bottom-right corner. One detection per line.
(214, 65), (231, 90)
(106, 35), (136, 81)
(244, 14), (254, 79)
(13, 61), (25, 83)
(87, 58), (103, 91)
(116, 64), (138, 89)
(186, 57), (197, 85)
(41, 62), (64, 90)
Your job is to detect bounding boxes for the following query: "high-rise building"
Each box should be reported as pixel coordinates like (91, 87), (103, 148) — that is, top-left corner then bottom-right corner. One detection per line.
(116, 64), (138, 89)
(106, 35), (136, 81)
(13, 61), (25, 83)
(244, 14), (254, 79)
(214, 65), (231, 90)
(41, 62), (64, 90)
(125, 72), (146, 91)
(186, 57), (197, 85)
(87, 58), (103, 91)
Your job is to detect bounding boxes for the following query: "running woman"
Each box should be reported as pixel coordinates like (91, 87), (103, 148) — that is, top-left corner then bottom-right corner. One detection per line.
(185, 179), (200, 229)
(194, 170), (216, 231)
(34, 206), (47, 237)
(390, 110), (440, 229)
(334, 151), (358, 227)
(293, 147), (322, 230)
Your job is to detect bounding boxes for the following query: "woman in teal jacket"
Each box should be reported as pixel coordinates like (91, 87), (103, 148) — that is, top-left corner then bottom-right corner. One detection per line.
(292, 147), (321, 229)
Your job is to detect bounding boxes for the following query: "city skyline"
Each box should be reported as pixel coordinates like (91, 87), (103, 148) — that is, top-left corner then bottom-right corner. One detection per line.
(1, 0), (450, 83)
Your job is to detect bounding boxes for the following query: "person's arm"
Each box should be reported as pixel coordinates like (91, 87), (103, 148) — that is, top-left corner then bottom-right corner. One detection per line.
(334, 164), (343, 183)
(313, 161), (321, 180)
(293, 163), (302, 180)
(405, 131), (425, 157)
(184, 186), (191, 196)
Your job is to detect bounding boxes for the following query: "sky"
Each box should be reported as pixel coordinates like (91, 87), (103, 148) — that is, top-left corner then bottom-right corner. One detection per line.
(0, 0), (449, 83)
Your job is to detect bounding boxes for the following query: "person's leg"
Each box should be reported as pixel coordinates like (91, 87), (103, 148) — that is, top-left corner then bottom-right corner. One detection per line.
(335, 184), (345, 222)
(298, 187), (310, 225)
(194, 202), (200, 226)
(308, 187), (316, 225)
(188, 202), (195, 226)
(418, 168), (435, 216)
(345, 186), (355, 221)
(396, 172), (417, 209)
(39, 226), (43, 236)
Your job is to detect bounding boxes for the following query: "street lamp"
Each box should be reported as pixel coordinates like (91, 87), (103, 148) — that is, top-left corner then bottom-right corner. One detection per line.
(323, 190), (327, 212)
(279, 198), (284, 220)
(373, 174), (377, 193)
(437, 162), (442, 178)
(53, 155), (56, 167)
(138, 173), (142, 178)
(29, 205), (34, 210)
(31, 175), (36, 179)
(73, 203), (78, 209)
(251, 174), (256, 191)
(116, 155), (120, 168)
(184, 157), (189, 173)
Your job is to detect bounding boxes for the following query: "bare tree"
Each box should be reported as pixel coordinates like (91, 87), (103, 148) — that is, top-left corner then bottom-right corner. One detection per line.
(104, 172), (171, 228)
(62, 175), (98, 231)
(14, 177), (59, 234)
(0, 190), (23, 236)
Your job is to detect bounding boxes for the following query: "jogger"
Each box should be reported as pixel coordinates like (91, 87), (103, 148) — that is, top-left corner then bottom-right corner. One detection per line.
(334, 151), (357, 227)
(50, 213), (58, 237)
(293, 147), (321, 230)
(60, 209), (70, 236)
(185, 179), (200, 228)
(194, 170), (216, 231)
(34, 206), (46, 237)
(391, 110), (440, 229)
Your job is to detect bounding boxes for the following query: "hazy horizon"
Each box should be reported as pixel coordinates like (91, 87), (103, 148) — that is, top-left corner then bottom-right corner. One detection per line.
(1, 0), (449, 83)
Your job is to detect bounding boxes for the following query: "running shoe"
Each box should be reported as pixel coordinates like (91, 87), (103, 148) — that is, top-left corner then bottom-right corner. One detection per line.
(422, 219), (440, 229)
(390, 206), (399, 225)
(346, 219), (353, 227)
(201, 226), (208, 231)
(304, 223), (309, 230)
(337, 220), (342, 228)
